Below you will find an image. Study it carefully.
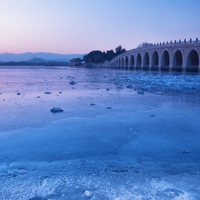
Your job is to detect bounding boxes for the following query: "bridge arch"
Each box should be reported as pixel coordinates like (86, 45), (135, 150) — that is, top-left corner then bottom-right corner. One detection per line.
(130, 55), (134, 69)
(186, 49), (199, 72)
(161, 50), (170, 71)
(109, 39), (200, 72)
(136, 53), (142, 70)
(125, 56), (129, 69)
(152, 51), (159, 70)
(143, 52), (150, 70)
(173, 50), (183, 71)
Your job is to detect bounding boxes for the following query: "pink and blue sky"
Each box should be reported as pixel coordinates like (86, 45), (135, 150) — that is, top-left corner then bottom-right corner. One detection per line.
(0, 0), (199, 54)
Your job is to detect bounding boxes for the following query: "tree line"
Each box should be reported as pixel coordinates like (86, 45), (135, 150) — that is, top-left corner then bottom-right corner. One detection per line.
(83, 45), (126, 64)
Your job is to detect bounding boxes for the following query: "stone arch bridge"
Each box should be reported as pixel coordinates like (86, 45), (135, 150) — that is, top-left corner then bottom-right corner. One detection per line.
(108, 38), (200, 72)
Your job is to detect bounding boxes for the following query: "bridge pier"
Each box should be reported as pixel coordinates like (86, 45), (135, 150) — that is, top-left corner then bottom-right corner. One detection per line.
(182, 64), (186, 72)
(182, 68), (186, 74)
(141, 59), (144, 71)
(158, 63), (162, 72)
(182, 57), (187, 72)
(169, 64), (173, 72)
(158, 54), (162, 71)
(149, 56), (152, 71)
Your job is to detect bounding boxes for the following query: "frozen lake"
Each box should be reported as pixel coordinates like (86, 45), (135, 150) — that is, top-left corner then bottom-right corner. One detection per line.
(0, 66), (200, 200)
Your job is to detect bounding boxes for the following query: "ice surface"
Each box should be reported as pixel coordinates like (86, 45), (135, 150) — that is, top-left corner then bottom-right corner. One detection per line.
(0, 66), (200, 199)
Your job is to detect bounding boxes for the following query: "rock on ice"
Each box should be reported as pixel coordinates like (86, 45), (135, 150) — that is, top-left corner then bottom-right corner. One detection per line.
(50, 107), (64, 113)
(69, 81), (76, 85)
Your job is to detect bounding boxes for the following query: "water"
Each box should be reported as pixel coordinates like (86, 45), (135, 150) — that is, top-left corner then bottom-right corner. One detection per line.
(0, 66), (200, 199)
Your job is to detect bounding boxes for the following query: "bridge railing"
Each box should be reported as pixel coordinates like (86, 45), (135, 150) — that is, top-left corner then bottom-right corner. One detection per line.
(133, 38), (200, 51)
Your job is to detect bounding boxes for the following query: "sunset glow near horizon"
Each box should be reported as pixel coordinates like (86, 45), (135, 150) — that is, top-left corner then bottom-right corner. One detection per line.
(0, 0), (199, 54)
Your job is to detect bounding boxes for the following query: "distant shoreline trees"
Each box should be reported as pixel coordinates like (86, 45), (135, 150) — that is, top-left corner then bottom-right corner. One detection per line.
(137, 42), (153, 48)
(83, 45), (126, 64)
(0, 61), (70, 66)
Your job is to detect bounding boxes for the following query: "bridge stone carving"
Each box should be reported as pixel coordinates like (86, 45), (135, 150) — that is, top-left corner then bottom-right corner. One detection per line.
(108, 38), (200, 72)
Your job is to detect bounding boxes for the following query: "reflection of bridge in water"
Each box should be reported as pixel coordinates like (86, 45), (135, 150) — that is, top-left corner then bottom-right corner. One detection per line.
(109, 38), (200, 72)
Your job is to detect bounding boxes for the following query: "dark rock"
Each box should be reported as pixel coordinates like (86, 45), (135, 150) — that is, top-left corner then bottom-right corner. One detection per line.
(157, 91), (162, 95)
(17, 92), (20, 95)
(8, 173), (17, 177)
(126, 84), (133, 89)
(106, 107), (112, 109)
(192, 86), (196, 90)
(112, 169), (129, 173)
(182, 150), (190, 154)
(137, 90), (144, 95)
(50, 107), (64, 113)
(44, 92), (51, 94)
(69, 81), (76, 85)
(90, 103), (96, 106)
(29, 197), (47, 200)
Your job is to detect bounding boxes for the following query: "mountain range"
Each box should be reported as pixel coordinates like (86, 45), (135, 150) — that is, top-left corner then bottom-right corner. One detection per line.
(0, 52), (85, 62)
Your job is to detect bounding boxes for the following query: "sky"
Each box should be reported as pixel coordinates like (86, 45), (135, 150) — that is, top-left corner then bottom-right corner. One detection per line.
(0, 0), (199, 54)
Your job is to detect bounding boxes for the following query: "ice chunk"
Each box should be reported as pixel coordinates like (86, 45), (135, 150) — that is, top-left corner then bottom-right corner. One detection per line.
(83, 190), (93, 199)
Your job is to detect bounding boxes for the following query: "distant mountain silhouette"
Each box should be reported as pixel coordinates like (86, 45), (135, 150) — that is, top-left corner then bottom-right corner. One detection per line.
(26, 58), (50, 63)
(0, 52), (84, 62)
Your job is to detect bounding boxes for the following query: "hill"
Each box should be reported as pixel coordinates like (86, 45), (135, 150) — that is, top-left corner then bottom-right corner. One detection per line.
(26, 58), (50, 63)
(0, 53), (84, 62)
